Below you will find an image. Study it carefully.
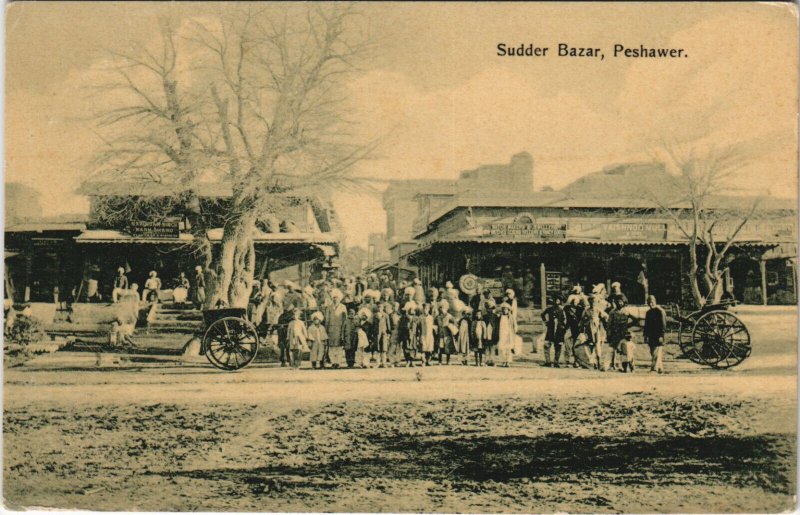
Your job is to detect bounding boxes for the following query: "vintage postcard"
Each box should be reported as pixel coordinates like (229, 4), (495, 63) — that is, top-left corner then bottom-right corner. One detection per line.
(3, 1), (797, 512)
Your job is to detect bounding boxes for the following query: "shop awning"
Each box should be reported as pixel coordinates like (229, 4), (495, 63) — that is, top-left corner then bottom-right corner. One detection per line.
(315, 244), (337, 257)
(205, 228), (338, 244)
(75, 230), (195, 244)
(75, 229), (339, 246)
(763, 243), (797, 260)
(405, 238), (778, 260)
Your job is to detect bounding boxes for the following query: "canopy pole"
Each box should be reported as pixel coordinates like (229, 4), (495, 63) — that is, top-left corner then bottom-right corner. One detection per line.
(540, 262), (547, 309)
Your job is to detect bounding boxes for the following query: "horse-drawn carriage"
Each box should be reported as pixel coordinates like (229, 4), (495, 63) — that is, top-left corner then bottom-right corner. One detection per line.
(201, 308), (260, 371)
(571, 298), (751, 370)
(669, 299), (751, 369)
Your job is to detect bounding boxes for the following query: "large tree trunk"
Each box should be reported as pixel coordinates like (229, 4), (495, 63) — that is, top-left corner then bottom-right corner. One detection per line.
(209, 211), (258, 308)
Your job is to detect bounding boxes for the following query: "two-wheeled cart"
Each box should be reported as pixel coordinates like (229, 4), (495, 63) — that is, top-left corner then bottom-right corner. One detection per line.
(202, 308), (260, 371)
(669, 299), (751, 369)
(571, 299), (752, 370)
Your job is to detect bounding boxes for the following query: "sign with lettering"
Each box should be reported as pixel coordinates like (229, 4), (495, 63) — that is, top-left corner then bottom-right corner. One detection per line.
(127, 219), (180, 239)
(483, 223), (567, 239)
(545, 271), (562, 292)
(602, 222), (667, 241)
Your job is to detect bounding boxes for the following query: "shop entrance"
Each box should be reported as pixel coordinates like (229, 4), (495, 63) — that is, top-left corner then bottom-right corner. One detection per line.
(728, 256), (761, 304)
(646, 257), (681, 304)
(574, 257), (606, 293)
(607, 256), (646, 304)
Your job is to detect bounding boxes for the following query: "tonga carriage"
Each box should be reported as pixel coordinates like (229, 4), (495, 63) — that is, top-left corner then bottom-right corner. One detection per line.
(570, 298), (752, 370)
(668, 299), (751, 369)
(201, 308), (260, 371)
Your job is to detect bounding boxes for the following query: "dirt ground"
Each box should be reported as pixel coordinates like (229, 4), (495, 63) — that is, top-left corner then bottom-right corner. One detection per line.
(3, 310), (797, 513)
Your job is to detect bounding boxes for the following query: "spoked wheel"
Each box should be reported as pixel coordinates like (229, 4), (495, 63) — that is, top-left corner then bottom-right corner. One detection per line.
(203, 317), (259, 371)
(678, 312), (704, 364)
(691, 310), (751, 369)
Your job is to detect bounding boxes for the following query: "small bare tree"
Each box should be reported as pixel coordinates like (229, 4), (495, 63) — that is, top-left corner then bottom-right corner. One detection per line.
(648, 142), (766, 307)
(89, 4), (375, 307)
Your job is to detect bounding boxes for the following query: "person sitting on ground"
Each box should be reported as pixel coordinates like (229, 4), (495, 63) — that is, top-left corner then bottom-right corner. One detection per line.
(142, 271), (162, 303)
(112, 267), (129, 303)
(173, 271), (190, 306)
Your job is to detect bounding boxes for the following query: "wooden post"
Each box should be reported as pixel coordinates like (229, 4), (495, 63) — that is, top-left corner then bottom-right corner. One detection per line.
(760, 259), (768, 306)
(540, 262), (547, 310)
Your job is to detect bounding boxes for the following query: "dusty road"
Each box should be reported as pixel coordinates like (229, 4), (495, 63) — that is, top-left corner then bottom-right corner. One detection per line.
(4, 310), (797, 512)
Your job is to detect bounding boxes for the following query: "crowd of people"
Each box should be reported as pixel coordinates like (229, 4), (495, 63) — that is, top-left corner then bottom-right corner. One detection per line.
(106, 266), (668, 372)
(246, 272), (521, 369)
(245, 272), (668, 373)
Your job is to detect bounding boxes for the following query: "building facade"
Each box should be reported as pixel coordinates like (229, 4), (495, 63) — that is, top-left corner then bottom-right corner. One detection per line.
(395, 156), (797, 307)
(5, 181), (343, 303)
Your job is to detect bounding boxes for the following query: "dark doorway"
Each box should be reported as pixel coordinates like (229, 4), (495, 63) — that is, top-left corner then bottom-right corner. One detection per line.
(607, 256), (645, 304)
(728, 257), (761, 304)
(646, 257), (681, 305)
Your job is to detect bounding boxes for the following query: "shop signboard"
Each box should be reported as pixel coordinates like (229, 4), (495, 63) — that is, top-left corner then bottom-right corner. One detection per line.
(602, 222), (667, 241)
(545, 271), (562, 292)
(482, 222), (567, 239)
(127, 219), (181, 239)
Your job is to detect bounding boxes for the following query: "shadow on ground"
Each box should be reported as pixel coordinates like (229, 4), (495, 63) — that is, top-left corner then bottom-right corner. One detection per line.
(154, 432), (795, 496)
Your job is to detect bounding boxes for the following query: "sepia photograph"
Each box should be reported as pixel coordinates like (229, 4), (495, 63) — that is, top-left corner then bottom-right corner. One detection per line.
(3, 1), (798, 512)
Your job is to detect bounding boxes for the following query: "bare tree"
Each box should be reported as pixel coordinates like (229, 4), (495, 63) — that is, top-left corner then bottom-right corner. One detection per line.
(648, 142), (767, 307)
(89, 5), (375, 307)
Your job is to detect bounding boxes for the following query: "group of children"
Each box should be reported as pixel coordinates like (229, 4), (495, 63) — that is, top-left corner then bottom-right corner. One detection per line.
(277, 287), (520, 369)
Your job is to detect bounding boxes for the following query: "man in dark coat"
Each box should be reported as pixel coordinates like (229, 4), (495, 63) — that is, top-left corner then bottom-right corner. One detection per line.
(276, 306), (296, 367)
(483, 301), (500, 366)
(643, 295), (667, 373)
(540, 297), (567, 367)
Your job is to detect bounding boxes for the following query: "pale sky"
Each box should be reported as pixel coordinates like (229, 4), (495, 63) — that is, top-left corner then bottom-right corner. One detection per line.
(5, 2), (798, 247)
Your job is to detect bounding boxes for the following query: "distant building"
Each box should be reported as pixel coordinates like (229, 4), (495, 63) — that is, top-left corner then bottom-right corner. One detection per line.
(367, 233), (391, 268)
(381, 152), (535, 281)
(5, 183), (43, 225)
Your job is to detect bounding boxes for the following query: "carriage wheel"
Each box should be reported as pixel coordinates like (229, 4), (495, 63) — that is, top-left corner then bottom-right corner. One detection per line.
(691, 311), (751, 369)
(678, 312), (704, 364)
(203, 317), (259, 371)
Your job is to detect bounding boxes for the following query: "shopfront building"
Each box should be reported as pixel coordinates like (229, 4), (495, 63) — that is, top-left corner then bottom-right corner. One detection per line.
(407, 199), (797, 307)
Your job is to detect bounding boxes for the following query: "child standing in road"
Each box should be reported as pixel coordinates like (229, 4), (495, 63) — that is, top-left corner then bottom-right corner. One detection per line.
(471, 309), (488, 366)
(342, 309), (357, 368)
(621, 330), (637, 373)
(308, 311), (328, 369)
(356, 310), (372, 368)
(286, 309), (307, 368)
